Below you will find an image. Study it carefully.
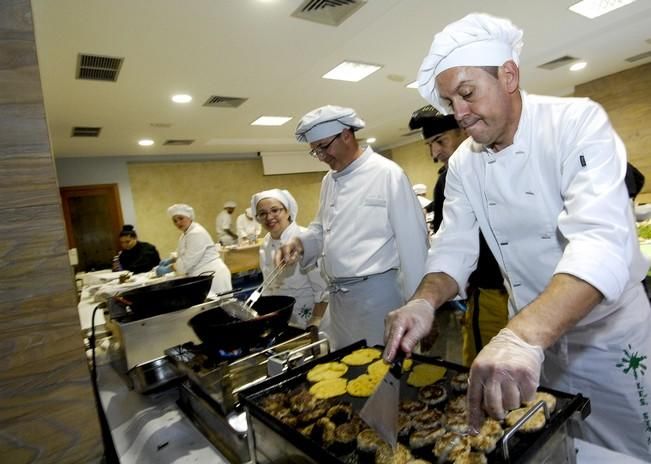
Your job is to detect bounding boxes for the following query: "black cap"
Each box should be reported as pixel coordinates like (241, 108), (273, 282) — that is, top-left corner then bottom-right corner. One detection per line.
(409, 105), (458, 140)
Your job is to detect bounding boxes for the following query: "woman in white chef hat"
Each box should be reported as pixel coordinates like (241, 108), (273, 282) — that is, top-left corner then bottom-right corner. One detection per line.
(157, 203), (232, 297)
(251, 189), (328, 329)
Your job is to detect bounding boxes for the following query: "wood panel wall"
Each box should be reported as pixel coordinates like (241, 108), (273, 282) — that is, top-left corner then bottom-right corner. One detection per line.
(574, 62), (651, 204)
(0, 0), (102, 462)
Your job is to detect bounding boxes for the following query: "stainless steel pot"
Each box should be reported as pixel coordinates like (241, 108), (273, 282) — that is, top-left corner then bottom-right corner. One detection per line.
(128, 356), (181, 393)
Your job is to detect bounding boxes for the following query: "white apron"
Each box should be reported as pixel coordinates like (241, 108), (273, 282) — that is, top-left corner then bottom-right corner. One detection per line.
(320, 269), (403, 351)
(541, 284), (651, 461)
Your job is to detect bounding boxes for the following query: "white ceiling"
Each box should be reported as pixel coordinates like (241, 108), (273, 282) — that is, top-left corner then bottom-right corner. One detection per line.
(31, 0), (651, 159)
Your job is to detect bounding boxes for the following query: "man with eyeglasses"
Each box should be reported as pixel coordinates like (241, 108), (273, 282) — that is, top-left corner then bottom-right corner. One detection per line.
(275, 105), (429, 350)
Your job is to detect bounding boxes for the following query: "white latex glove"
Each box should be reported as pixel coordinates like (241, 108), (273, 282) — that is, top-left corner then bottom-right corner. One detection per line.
(274, 237), (304, 267)
(467, 328), (544, 431)
(383, 299), (435, 361)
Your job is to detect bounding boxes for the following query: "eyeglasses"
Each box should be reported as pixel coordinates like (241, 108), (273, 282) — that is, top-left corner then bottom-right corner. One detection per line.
(255, 207), (286, 221)
(308, 133), (341, 159)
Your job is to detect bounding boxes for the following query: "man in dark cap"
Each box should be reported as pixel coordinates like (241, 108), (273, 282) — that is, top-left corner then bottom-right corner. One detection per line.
(409, 105), (508, 366)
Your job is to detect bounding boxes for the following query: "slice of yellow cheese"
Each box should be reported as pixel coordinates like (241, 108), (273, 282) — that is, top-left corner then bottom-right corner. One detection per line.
(309, 377), (348, 399)
(406, 363), (447, 387)
(341, 348), (382, 366)
(346, 374), (380, 397)
(306, 362), (348, 383)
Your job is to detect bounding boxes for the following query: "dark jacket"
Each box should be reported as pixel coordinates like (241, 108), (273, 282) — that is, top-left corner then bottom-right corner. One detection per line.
(118, 241), (160, 274)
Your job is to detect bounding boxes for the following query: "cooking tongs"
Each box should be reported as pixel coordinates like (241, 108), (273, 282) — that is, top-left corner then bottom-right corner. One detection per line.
(221, 259), (289, 321)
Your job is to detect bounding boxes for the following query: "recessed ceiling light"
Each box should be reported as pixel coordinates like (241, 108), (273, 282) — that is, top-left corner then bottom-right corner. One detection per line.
(138, 139), (154, 146)
(250, 116), (293, 126)
(406, 81), (419, 89)
(322, 61), (382, 82)
(366, 137), (377, 144)
(171, 94), (192, 103)
(570, 61), (587, 71)
(569, 0), (636, 19)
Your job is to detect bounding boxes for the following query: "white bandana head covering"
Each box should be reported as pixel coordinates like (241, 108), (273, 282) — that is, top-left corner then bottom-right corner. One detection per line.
(167, 203), (194, 220)
(295, 105), (365, 143)
(412, 184), (427, 195)
(418, 13), (524, 114)
(251, 189), (299, 223)
(224, 200), (237, 209)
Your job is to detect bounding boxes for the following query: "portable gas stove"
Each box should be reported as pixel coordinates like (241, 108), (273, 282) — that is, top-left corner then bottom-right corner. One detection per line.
(166, 327), (329, 463)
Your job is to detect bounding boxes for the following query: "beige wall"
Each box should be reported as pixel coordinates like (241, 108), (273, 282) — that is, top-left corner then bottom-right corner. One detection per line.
(390, 141), (444, 198)
(128, 159), (325, 255)
(574, 62), (651, 204)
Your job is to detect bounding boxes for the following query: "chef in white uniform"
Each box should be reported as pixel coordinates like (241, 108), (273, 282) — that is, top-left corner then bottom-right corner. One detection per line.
(235, 207), (261, 244)
(383, 13), (651, 460)
(159, 203), (232, 297)
(276, 105), (429, 350)
(252, 189), (328, 329)
(215, 201), (237, 246)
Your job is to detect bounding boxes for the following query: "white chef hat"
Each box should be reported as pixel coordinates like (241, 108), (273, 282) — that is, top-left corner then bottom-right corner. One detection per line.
(167, 203), (194, 220)
(224, 200), (237, 208)
(413, 184), (427, 195)
(295, 105), (365, 143)
(245, 207), (253, 218)
(251, 189), (299, 222)
(418, 13), (524, 114)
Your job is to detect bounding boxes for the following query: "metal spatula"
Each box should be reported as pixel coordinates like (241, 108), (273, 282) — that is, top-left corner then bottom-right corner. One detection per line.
(220, 259), (289, 321)
(360, 351), (405, 449)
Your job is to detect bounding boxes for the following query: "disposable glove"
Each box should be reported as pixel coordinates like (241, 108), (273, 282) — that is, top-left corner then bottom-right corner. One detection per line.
(155, 263), (173, 277)
(383, 299), (435, 361)
(467, 328), (544, 432)
(159, 257), (173, 267)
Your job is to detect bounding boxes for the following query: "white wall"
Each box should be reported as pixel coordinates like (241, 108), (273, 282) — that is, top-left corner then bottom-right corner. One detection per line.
(55, 157), (138, 226)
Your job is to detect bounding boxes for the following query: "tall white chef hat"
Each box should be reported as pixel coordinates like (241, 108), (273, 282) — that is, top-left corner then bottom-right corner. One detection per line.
(251, 189), (299, 223)
(418, 13), (524, 114)
(224, 200), (237, 208)
(295, 105), (365, 143)
(167, 203), (194, 220)
(413, 184), (428, 195)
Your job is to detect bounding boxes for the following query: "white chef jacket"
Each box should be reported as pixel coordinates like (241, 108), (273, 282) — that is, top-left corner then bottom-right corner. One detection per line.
(176, 221), (232, 296)
(300, 147), (429, 299)
(426, 91), (651, 459)
(215, 210), (235, 245)
(236, 213), (261, 241)
(417, 195), (431, 209)
(259, 222), (328, 328)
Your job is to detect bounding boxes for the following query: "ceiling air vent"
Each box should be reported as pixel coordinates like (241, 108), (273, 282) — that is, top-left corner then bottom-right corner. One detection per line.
(537, 55), (579, 70)
(76, 53), (124, 82)
(71, 126), (101, 137)
(292, 0), (367, 27)
(163, 139), (194, 146)
(203, 96), (248, 108)
(626, 51), (651, 63)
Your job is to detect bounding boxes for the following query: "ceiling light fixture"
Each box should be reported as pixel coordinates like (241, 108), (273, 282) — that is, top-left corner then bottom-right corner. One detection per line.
(171, 94), (192, 103)
(570, 61), (587, 71)
(138, 139), (154, 146)
(251, 116), (293, 126)
(569, 0), (636, 19)
(406, 81), (419, 89)
(366, 137), (377, 144)
(322, 61), (382, 82)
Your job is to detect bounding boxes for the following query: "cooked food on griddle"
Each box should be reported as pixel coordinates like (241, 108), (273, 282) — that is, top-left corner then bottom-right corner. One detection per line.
(346, 373), (380, 397)
(356, 428), (384, 455)
(445, 412), (472, 434)
(332, 420), (362, 455)
(408, 423), (445, 451)
(260, 392), (288, 413)
(524, 391), (557, 413)
(302, 417), (336, 448)
(445, 395), (467, 415)
(450, 372), (469, 392)
(411, 408), (444, 431)
(398, 411), (414, 439)
(400, 399), (428, 417)
(326, 403), (354, 425)
(505, 407), (547, 432)
(306, 361), (349, 382)
(289, 389), (320, 414)
(418, 383), (448, 406)
(341, 347), (382, 366)
(296, 402), (330, 425)
(405, 460), (432, 464)
(407, 363), (447, 387)
(375, 442), (414, 464)
(368, 358), (390, 378)
(468, 418), (503, 453)
(309, 377), (348, 399)
(451, 451), (488, 464)
(433, 432), (471, 462)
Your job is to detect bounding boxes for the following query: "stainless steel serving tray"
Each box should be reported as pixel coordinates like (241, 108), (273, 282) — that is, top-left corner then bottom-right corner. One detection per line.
(240, 340), (591, 464)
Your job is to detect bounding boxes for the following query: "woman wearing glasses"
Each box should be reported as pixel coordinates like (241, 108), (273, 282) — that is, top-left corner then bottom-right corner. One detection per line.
(251, 189), (328, 329)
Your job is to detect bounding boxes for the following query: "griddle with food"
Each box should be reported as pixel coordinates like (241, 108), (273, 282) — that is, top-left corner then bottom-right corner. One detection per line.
(240, 340), (590, 464)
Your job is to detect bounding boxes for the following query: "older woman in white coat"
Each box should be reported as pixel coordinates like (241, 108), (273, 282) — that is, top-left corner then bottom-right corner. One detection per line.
(252, 189), (328, 329)
(157, 203), (232, 297)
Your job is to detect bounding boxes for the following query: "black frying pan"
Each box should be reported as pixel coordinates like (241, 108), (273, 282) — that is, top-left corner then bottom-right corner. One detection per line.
(188, 295), (295, 352)
(111, 273), (214, 319)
